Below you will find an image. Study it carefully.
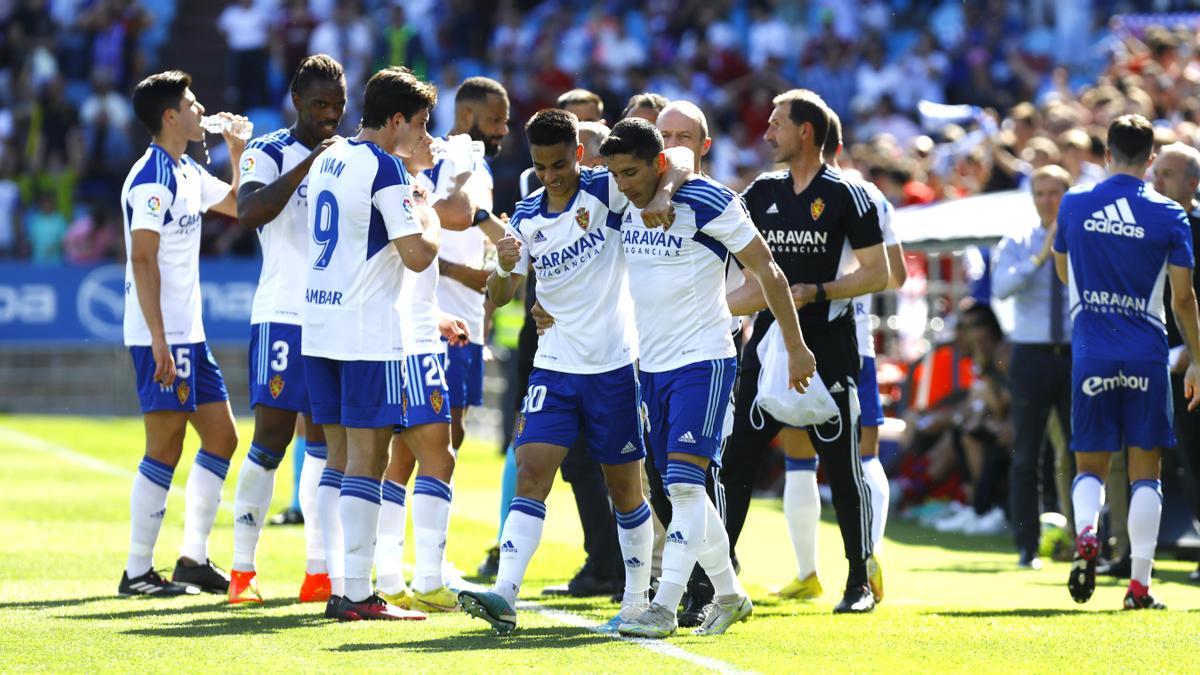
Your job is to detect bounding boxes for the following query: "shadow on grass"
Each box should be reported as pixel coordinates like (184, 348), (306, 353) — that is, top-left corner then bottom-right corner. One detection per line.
(882, 518), (1013, 556)
(69, 597), (297, 621)
(0, 596), (116, 611)
(120, 607), (326, 637)
(923, 608), (1122, 618)
(330, 625), (609, 653)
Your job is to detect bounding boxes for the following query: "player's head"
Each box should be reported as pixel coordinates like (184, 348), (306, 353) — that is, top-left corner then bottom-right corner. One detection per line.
(1105, 114), (1155, 170)
(455, 76), (510, 157)
(822, 109), (843, 164)
(767, 89), (830, 164)
(578, 121), (610, 168)
(289, 54), (346, 142)
(600, 117), (665, 209)
(656, 101), (709, 172)
(362, 66), (437, 157)
(623, 92), (669, 122)
(527, 108), (581, 200)
(557, 89), (604, 123)
(1029, 164), (1071, 226)
(132, 70), (203, 141)
(404, 132), (436, 174)
(1152, 142), (1200, 207)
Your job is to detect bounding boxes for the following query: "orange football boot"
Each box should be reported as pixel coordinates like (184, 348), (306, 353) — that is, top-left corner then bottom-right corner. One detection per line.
(228, 570), (264, 604)
(299, 572), (332, 603)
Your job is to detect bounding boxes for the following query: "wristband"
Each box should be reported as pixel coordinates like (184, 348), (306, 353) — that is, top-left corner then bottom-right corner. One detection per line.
(472, 208), (492, 227)
(815, 282), (827, 304)
(495, 266), (511, 278)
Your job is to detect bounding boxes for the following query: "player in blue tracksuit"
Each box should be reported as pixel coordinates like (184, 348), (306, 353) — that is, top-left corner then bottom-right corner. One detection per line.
(1052, 114), (1200, 610)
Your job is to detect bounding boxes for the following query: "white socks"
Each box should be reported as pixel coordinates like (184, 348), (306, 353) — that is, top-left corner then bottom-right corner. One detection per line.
(1071, 472), (1105, 536)
(655, 462), (708, 613)
(231, 443), (285, 572)
(783, 458), (820, 580)
(127, 457), (174, 577)
(615, 501), (654, 606)
(180, 450), (229, 564)
(862, 456), (889, 554)
(493, 497), (546, 606)
(696, 497), (743, 598)
(376, 479), (407, 594)
(299, 442), (327, 575)
(412, 476), (453, 593)
(317, 468), (345, 597)
(340, 475), (383, 603)
(1128, 479), (1163, 586)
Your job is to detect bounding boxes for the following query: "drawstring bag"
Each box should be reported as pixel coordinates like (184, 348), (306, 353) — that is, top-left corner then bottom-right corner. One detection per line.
(751, 321), (839, 431)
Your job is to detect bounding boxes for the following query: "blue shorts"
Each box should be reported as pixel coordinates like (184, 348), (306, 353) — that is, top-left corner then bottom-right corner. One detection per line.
(304, 356), (407, 428)
(445, 342), (484, 409)
(248, 323), (310, 414)
(640, 357), (737, 470)
(857, 356), (885, 428)
(514, 364), (646, 465)
(129, 341), (228, 414)
(398, 351), (452, 428)
(1071, 357), (1174, 452)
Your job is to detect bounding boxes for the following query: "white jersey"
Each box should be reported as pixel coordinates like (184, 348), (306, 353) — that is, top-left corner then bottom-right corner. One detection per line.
(852, 180), (896, 358)
(431, 153), (491, 344)
(301, 138), (422, 361)
(121, 144), (230, 346)
(509, 166), (635, 374)
(623, 176), (757, 372)
(398, 171), (443, 355)
(241, 128), (313, 326)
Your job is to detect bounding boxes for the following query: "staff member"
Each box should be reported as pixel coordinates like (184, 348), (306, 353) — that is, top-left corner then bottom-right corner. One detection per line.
(725, 89), (888, 614)
(992, 164), (1074, 571)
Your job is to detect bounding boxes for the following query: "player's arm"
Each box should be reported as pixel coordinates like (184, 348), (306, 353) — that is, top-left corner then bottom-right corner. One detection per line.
(393, 202), (439, 272)
(793, 242), (888, 305)
(130, 229), (175, 387)
(486, 231), (526, 307)
(439, 258), (490, 293)
(1169, 264), (1200, 410)
(886, 242), (907, 289)
(237, 137), (338, 229)
(641, 146), (695, 228)
(732, 234), (816, 391)
(204, 117), (250, 218)
(1052, 251), (1068, 285)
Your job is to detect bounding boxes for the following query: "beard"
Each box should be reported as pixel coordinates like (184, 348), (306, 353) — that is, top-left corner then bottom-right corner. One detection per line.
(469, 122), (502, 157)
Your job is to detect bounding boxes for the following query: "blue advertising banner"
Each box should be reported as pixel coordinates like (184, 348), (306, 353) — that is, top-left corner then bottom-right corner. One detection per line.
(0, 261), (260, 345)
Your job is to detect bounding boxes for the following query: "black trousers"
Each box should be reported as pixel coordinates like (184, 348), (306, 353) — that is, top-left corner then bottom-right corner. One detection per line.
(721, 315), (872, 578)
(1007, 344), (1073, 556)
(1171, 370), (1200, 522)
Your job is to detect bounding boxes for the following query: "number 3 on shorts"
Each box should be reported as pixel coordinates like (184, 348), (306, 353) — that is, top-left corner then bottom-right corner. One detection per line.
(271, 340), (289, 371)
(521, 384), (547, 413)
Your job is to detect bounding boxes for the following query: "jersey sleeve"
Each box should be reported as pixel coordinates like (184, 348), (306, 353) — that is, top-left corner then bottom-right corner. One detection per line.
(677, 179), (758, 252)
(863, 182), (898, 245)
(1053, 204), (1069, 253)
(196, 162), (232, 211)
(372, 155), (422, 240)
(844, 182), (883, 249)
(1168, 205), (1195, 268)
(238, 142), (282, 189)
(581, 167), (629, 214)
(127, 182), (176, 233)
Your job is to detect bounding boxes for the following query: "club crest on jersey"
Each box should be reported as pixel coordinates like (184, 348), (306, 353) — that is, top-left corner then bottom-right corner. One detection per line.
(176, 380), (191, 405)
(429, 388), (444, 414)
(515, 413), (526, 438)
(240, 155), (256, 175)
(575, 206), (590, 230)
(269, 374), (284, 399)
(810, 197), (825, 220)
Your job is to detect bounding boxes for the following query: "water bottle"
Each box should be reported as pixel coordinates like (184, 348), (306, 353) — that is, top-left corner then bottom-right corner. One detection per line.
(200, 115), (253, 140)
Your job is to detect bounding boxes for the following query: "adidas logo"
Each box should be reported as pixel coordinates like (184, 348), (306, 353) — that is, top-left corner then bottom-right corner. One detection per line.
(828, 382), (845, 394)
(624, 557), (644, 568)
(236, 512), (256, 526)
(765, 202), (779, 214)
(678, 431), (696, 444)
(621, 442), (638, 455)
(150, 508), (166, 520)
(1083, 198), (1144, 239)
(666, 530), (688, 545)
(533, 231), (547, 243)
(500, 540), (517, 554)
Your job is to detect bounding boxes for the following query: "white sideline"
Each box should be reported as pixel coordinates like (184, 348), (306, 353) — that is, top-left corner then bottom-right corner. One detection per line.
(0, 423), (754, 674)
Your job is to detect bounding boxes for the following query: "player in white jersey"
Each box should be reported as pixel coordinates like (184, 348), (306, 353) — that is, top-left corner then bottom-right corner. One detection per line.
(118, 70), (247, 597)
(226, 55), (346, 605)
(458, 109), (694, 635)
(591, 118), (813, 638)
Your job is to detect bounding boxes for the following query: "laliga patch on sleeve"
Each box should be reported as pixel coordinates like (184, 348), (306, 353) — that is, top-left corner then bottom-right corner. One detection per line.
(145, 194), (163, 218)
(240, 155), (256, 176)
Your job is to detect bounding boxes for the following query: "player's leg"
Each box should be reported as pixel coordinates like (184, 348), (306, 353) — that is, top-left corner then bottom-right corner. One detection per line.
(777, 427), (822, 599)
(297, 418), (329, 602)
(1121, 360), (1172, 609)
(229, 403), (295, 603)
(376, 433), (415, 604)
(858, 356), (890, 563)
(304, 355), (349, 615)
(1066, 356), (1119, 604)
(173, 342), (237, 594)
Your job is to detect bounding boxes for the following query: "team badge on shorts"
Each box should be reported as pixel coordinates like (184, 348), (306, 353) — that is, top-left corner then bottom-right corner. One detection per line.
(430, 388), (445, 414)
(269, 374), (285, 399)
(575, 206), (590, 230)
(515, 413), (526, 438)
(176, 380), (191, 405)
(810, 197), (825, 220)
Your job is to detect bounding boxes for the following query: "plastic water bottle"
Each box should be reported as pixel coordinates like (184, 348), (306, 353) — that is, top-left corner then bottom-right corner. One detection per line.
(200, 115), (253, 140)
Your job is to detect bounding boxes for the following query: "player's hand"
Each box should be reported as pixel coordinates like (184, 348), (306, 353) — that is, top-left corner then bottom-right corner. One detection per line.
(790, 283), (816, 308)
(531, 300), (555, 335)
(786, 345), (816, 393)
(438, 314), (470, 346)
(152, 338), (176, 388)
(641, 194), (676, 230)
(310, 135), (341, 161)
(496, 233), (521, 273)
(218, 112), (249, 156)
(1185, 361), (1200, 411)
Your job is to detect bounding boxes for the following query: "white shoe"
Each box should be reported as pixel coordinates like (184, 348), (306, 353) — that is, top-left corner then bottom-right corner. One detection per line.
(964, 507), (1007, 535)
(599, 601), (649, 634)
(933, 505), (976, 533)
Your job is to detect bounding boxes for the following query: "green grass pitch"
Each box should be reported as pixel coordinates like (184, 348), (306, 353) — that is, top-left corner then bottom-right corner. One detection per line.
(1, 414), (1199, 672)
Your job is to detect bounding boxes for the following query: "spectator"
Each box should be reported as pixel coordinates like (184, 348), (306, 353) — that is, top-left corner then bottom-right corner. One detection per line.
(275, 0), (319, 82)
(308, 1), (373, 131)
(25, 190), (68, 264)
(217, 0), (272, 110)
(376, 6), (429, 80)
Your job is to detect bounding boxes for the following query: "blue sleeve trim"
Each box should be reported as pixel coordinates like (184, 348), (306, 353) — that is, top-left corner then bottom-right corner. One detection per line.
(579, 167), (610, 205)
(675, 179), (734, 229)
(371, 147), (410, 195)
(693, 230), (729, 261)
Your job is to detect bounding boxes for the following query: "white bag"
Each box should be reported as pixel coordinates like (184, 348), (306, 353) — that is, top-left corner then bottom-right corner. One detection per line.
(752, 321), (839, 429)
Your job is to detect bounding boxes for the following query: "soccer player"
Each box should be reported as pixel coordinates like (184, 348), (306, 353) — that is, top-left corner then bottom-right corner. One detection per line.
(226, 54), (346, 605)
(458, 109), (692, 634)
(725, 89), (888, 614)
(374, 131), (471, 613)
(302, 66), (446, 621)
(1053, 115), (1200, 609)
(118, 70), (246, 596)
(595, 118), (813, 638)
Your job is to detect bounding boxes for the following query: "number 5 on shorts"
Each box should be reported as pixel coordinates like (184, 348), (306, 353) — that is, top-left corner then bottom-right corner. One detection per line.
(522, 384), (546, 413)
